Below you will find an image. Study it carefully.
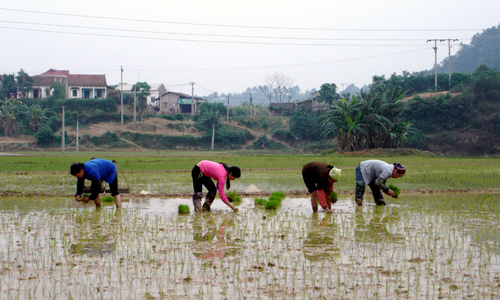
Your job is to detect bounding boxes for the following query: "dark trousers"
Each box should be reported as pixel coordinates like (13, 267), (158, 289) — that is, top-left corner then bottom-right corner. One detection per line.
(192, 165), (217, 196)
(89, 175), (119, 200)
(355, 164), (384, 202)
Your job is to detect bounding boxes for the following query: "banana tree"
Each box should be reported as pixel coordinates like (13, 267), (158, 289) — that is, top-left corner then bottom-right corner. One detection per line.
(0, 97), (25, 136)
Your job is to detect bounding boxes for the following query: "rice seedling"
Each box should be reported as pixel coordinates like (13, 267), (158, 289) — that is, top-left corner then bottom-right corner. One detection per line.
(178, 204), (190, 214)
(101, 195), (114, 202)
(254, 198), (267, 206)
(388, 184), (401, 198)
(226, 191), (242, 203)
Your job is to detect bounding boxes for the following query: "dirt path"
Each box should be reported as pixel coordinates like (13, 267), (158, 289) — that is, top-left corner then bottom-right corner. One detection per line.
(230, 121), (296, 150)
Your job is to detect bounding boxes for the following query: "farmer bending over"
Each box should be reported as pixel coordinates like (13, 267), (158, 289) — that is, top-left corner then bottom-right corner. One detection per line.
(302, 162), (342, 214)
(191, 160), (240, 213)
(355, 160), (406, 206)
(70, 158), (122, 208)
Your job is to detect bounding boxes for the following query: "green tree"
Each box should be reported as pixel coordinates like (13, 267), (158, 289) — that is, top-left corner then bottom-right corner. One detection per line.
(289, 106), (324, 141)
(317, 83), (339, 104)
(471, 64), (500, 100)
(131, 82), (151, 120)
(15, 69), (33, 98)
(0, 74), (17, 99)
(0, 97), (25, 136)
(23, 104), (50, 132)
(321, 97), (364, 151)
(48, 82), (66, 99)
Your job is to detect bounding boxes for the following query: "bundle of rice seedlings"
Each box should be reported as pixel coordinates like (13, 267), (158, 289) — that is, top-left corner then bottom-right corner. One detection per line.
(329, 192), (338, 201)
(226, 191), (242, 203)
(178, 204), (190, 214)
(270, 192), (285, 199)
(254, 198), (267, 206)
(101, 195), (114, 202)
(388, 184), (401, 198)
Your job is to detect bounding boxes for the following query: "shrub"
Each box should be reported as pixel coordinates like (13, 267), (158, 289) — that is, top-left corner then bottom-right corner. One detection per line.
(35, 124), (57, 146)
(272, 129), (296, 144)
(251, 135), (288, 150)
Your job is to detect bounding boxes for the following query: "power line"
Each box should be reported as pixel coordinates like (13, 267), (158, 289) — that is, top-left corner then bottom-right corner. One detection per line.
(0, 25), (440, 46)
(0, 20), (468, 43)
(0, 7), (485, 32)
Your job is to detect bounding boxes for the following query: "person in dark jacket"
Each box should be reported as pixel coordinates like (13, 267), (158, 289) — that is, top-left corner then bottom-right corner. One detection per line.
(355, 159), (406, 206)
(70, 158), (122, 208)
(302, 162), (342, 213)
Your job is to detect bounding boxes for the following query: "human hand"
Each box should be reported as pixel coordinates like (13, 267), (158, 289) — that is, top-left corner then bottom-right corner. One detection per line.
(81, 197), (90, 203)
(75, 195), (82, 202)
(227, 197), (234, 203)
(233, 207), (239, 212)
(326, 208), (332, 214)
(388, 189), (396, 198)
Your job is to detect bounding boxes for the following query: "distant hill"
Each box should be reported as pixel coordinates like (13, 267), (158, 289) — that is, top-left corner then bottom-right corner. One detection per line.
(437, 24), (500, 74)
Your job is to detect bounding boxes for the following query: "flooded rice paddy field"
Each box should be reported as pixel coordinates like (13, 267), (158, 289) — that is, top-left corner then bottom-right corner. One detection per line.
(1, 193), (500, 299)
(1, 166), (499, 195)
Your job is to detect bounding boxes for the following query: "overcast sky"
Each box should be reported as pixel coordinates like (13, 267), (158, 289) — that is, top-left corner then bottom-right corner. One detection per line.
(1, 0), (499, 98)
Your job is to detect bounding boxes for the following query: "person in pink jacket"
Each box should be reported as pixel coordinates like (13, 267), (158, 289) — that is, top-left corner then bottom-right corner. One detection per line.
(191, 160), (241, 213)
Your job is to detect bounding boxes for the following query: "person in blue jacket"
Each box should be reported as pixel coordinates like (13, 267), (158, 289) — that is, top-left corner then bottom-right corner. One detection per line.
(70, 158), (122, 208)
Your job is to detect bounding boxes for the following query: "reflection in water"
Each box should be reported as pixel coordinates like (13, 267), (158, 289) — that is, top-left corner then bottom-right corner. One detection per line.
(355, 206), (404, 243)
(303, 214), (341, 261)
(69, 209), (120, 256)
(191, 213), (240, 260)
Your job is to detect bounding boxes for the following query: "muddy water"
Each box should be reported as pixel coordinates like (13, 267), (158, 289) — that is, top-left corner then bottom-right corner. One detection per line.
(0, 193), (499, 299)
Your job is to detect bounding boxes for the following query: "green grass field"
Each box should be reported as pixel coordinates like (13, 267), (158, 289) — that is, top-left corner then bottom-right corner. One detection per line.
(0, 151), (499, 194)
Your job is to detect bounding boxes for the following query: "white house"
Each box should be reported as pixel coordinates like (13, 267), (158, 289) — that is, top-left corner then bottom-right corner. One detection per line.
(29, 69), (107, 99)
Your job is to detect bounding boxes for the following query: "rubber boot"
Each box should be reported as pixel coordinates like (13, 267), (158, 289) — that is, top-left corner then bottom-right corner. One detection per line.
(355, 183), (365, 206)
(374, 199), (386, 206)
(193, 192), (203, 213)
(202, 191), (216, 212)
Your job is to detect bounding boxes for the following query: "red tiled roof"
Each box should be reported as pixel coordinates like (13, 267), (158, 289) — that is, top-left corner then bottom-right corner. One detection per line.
(39, 69), (70, 76)
(32, 75), (65, 86)
(68, 74), (106, 87)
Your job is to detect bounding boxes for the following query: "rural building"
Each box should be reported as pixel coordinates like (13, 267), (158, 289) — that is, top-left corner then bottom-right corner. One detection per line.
(297, 90), (328, 111)
(153, 91), (204, 114)
(28, 69), (108, 99)
(269, 102), (295, 116)
(114, 83), (167, 105)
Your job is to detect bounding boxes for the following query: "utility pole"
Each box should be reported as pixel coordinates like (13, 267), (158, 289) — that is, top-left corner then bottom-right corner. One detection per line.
(190, 82), (195, 115)
(76, 118), (79, 155)
(427, 39), (443, 92)
(446, 39), (458, 89)
(120, 66), (124, 126)
(227, 94), (230, 123)
(133, 86), (137, 122)
(250, 92), (253, 116)
(61, 106), (65, 153)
